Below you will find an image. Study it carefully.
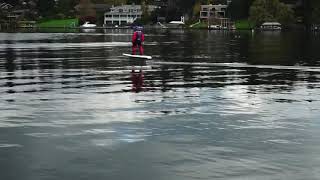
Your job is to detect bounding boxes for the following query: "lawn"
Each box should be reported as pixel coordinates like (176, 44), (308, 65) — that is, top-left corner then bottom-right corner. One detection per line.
(37, 19), (79, 28)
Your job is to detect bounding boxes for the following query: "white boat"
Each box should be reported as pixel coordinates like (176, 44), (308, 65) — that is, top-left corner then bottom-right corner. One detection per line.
(80, 22), (97, 28)
(208, 25), (221, 30)
(260, 22), (282, 31)
(169, 16), (185, 26)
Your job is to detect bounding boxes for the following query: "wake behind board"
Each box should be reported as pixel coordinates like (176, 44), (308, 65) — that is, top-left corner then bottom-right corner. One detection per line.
(123, 53), (152, 60)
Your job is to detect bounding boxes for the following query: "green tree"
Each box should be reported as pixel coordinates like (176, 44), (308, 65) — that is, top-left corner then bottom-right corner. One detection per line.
(127, 0), (141, 4)
(193, 0), (201, 17)
(277, 2), (294, 25)
(311, 0), (320, 24)
(249, 0), (294, 26)
(91, 0), (127, 4)
(75, 0), (97, 23)
(228, 0), (254, 20)
(56, 0), (78, 18)
(38, 0), (56, 18)
(140, 0), (150, 24)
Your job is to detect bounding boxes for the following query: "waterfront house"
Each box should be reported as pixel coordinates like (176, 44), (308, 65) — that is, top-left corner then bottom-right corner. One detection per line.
(200, 3), (234, 30)
(200, 4), (228, 20)
(104, 4), (158, 26)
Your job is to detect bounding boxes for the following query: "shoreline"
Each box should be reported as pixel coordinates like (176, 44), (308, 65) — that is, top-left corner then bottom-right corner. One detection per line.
(1, 25), (319, 32)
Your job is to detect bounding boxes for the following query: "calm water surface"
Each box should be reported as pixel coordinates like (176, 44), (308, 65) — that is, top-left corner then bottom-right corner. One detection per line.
(1, 29), (320, 180)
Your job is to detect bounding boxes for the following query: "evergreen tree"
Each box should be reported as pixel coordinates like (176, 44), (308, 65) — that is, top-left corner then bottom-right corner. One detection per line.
(56, 0), (78, 17)
(127, 0), (141, 4)
(228, 0), (254, 20)
(37, 0), (56, 18)
(249, 0), (294, 26)
(310, 0), (320, 24)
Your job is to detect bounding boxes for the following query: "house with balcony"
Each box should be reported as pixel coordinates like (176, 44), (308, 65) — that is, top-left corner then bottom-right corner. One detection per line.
(200, 3), (234, 29)
(200, 4), (228, 20)
(104, 4), (158, 26)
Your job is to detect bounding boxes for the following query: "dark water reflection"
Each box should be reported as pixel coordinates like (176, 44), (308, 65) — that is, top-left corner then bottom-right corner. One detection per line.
(0, 30), (320, 180)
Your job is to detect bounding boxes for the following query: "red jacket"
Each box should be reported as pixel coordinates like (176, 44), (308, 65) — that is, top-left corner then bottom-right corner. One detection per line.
(132, 31), (145, 43)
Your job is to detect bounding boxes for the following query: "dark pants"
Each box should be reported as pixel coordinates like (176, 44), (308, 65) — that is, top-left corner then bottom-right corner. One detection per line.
(132, 41), (144, 55)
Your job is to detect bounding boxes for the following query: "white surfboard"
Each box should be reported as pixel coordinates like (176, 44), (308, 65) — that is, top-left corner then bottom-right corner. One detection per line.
(124, 66), (152, 70)
(123, 53), (152, 60)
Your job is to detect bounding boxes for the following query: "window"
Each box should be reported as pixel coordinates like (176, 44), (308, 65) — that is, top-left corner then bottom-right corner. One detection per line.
(201, 12), (208, 17)
(105, 21), (112, 25)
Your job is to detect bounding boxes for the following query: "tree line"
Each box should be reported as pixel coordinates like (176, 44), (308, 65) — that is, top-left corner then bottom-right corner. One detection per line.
(1, 0), (320, 28)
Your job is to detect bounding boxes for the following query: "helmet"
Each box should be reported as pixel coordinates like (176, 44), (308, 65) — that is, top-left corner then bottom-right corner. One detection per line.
(136, 26), (143, 31)
(133, 26), (143, 31)
(132, 26), (138, 31)
(132, 25), (143, 31)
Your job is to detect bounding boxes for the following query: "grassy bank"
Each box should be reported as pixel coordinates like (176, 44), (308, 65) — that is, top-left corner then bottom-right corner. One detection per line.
(190, 20), (255, 30)
(235, 19), (255, 30)
(37, 19), (78, 28)
(189, 22), (208, 29)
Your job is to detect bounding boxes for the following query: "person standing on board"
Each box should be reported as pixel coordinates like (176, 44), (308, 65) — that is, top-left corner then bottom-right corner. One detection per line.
(132, 26), (145, 55)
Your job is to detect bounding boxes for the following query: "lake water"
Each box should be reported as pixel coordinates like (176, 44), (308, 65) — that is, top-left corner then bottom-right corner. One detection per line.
(1, 29), (320, 180)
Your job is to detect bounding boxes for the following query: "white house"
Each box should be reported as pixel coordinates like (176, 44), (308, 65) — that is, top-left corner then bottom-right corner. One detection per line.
(104, 4), (158, 26)
(200, 4), (228, 20)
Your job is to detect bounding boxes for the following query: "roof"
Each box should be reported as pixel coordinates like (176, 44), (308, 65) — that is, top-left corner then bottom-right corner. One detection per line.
(105, 12), (142, 15)
(201, 4), (228, 8)
(261, 22), (282, 26)
(110, 4), (158, 10)
(0, 2), (13, 9)
(106, 4), (158, 15)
